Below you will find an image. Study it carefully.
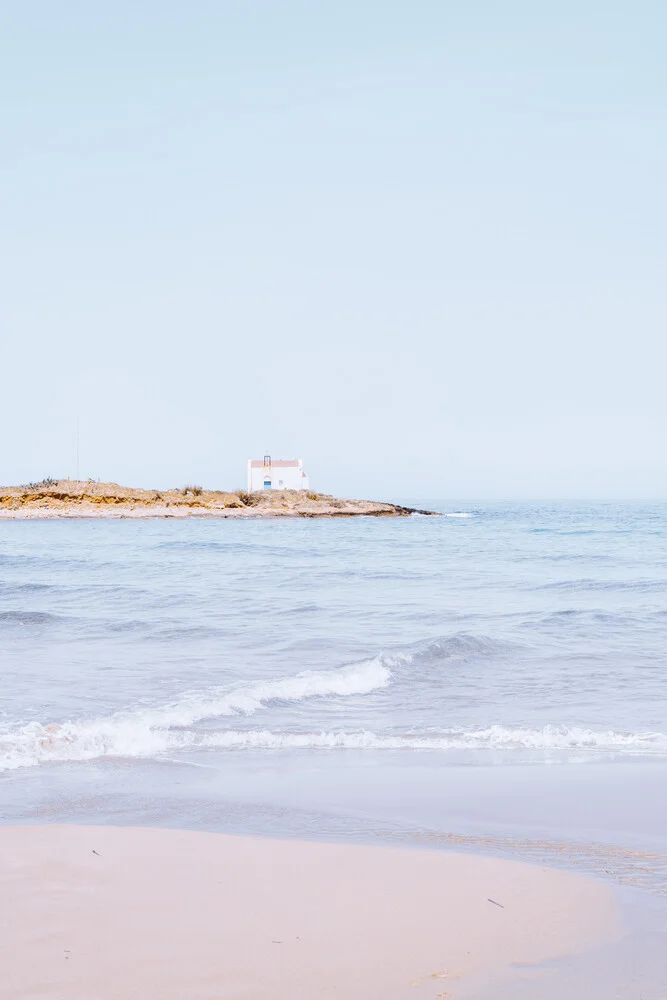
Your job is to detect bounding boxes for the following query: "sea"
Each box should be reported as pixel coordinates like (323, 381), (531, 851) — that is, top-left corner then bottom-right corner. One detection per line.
(1, 501), (667, 992)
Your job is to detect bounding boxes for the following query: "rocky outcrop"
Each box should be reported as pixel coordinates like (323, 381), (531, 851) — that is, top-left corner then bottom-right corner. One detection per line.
(0, 481), (437, 519)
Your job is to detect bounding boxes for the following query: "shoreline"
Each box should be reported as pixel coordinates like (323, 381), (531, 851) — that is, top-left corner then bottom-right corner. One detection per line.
(0, 480), (437, 519)
(0, 823), (622, 1000)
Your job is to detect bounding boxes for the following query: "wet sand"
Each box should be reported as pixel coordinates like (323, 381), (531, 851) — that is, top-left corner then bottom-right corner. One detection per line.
(0, 824), (622, 1000)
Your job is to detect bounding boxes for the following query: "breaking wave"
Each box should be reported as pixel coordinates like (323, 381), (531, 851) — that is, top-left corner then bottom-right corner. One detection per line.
(0, 657), (391, 771)
(3, 704), (667, 775)
(3, 641), (666, 773)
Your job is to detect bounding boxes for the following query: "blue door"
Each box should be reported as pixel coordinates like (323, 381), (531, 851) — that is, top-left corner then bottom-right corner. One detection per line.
(263, 479), (272, 489)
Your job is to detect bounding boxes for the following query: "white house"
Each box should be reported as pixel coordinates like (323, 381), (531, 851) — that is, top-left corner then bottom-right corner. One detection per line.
(247, 456), (309, 492)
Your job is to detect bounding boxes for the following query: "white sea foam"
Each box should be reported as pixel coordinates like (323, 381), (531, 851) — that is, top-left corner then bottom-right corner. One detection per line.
(200, 726), (667, 753)
(0, 658), (391, 771)
(2, 649), (665, 772)
(3, 712), (667, 771)
(443, 512), (474, 518)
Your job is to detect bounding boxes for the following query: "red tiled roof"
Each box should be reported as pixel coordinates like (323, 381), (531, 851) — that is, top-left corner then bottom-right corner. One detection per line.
(249, 459), (301, 468)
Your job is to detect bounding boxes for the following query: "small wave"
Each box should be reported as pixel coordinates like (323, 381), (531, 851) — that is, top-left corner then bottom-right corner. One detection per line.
(148, 657), (391, 728)
(444, 512), (474, 518)
(0, 610), (61, 627)
(153, 540), (294, 556)
(388, 633), (511, 668)
(4, 719), (666, 771)
(0, 657), (391, 771)
(201, 726), (667, 753)
(539, 578), (664, 593)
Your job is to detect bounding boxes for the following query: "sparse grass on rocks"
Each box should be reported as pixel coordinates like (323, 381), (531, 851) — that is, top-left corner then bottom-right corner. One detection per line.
(235, 490), (260, 506)
(25, 477), (59, 489)
(0, 482), (435, 519)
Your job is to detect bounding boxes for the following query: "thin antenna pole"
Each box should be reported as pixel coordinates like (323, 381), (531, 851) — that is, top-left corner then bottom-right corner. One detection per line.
(76, 418), (80, 482)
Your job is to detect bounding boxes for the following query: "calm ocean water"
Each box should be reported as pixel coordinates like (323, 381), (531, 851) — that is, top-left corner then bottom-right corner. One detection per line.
(2, 502), (667, 885)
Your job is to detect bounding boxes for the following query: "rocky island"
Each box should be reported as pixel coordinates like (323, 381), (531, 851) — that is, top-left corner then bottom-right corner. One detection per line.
(0, 480), (437, 519)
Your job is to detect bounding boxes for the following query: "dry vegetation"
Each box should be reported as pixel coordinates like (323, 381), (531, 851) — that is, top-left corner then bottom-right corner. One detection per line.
(0, 481), (436, 519)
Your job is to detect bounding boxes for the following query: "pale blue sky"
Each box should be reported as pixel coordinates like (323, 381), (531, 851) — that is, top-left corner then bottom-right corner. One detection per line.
(2, 1), (665, 498)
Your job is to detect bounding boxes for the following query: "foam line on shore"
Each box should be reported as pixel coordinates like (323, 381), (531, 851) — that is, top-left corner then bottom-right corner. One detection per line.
(3, 718), (667, 771)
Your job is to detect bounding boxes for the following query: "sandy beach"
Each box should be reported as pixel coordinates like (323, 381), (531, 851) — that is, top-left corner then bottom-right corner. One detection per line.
(0, 824), (622, 1000)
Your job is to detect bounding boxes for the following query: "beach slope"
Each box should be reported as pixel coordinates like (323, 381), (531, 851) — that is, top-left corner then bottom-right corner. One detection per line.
(0, 825), (622, 1000)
